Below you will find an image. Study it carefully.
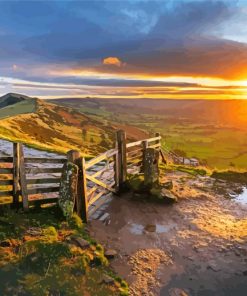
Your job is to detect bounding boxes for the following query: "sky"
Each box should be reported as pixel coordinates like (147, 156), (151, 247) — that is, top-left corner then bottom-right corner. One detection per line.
(1, 0), (247, 99)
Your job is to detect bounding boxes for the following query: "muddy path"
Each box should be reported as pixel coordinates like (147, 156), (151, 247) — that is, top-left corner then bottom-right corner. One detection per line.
(88, 171), (247, 296)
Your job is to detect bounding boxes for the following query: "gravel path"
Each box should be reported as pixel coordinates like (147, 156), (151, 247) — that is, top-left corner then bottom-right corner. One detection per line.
(88, 171), (247, 296)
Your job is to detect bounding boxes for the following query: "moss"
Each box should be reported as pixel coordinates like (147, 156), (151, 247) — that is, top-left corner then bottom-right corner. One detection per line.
(127, 174), (145, 192)
(68, 213), (84, 230)
(0, 206), (125, 295)
(19, 241), (72, 274)
(42, 226), (58, 242)
(211, 170), (247, 184)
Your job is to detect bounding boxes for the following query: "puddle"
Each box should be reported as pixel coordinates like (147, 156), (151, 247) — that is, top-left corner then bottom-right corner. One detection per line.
(129, 222), (176, 235)
(233, 187), (247, 205)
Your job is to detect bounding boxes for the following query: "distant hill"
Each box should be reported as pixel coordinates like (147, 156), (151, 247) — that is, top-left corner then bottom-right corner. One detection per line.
(0, 93), (32, 109)
(0, 93), (146, 155)
(51, 97), (247, 128)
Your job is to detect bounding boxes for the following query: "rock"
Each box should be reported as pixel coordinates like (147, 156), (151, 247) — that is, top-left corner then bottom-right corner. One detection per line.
(70, 236), (90, 249)
(0, 239), (11, 247)
(58, 162), (78, 218)
(243, 270), (247, 276)
(144, 224), (156, 232)
(207, 262), (221, 272)
(161, 189), (178, 203)
(101, 274), (115, 285)
(162, 181), (173, 190)
(104, 249), (118, 259)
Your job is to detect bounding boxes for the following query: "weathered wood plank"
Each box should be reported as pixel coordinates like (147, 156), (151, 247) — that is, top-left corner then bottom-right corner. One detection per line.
(27, 186), (60, 195)
(117, 130), (127, 190)
(25, 168), (62, 174)
(0, 157), (13, 163)
(126, 136), (161, 149)
(127, 153), (143, 162)
(0, 190), (13, 197)
(0, 179), (13, 185)
(19, 144), (29, 211)
(127, 148), (143, 156)
(90, 166), (110, 179)
(26, 178), (60, 185)
(87, 185), (98, 197)
(127, 161), (143, 169)
(148, 143), (161, 149)
(13, 143), (20, 208)
(88, 193), (112, 217)
(80, 157), (88, 222)
(114, 150), (119, 193)
(0, 168), (13, 174)
(88, 190), (106, 206)
(24, 157), (66, 164)
(126, 141), (142, 149)
(28, 197), (58, 206)
(86, 174), (116, 193)
(85, 149), (117, 169)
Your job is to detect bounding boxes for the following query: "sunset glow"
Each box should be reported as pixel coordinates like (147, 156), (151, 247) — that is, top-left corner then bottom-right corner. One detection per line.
(1, 0), (247, 99)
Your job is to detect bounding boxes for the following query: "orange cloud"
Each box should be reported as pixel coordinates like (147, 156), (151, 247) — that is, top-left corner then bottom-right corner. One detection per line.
(103, 56), (124, 67)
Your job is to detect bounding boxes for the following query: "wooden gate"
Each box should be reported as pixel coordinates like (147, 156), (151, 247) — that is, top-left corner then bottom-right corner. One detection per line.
(85, 148), (118, 217)
(0, 131), (164, 222)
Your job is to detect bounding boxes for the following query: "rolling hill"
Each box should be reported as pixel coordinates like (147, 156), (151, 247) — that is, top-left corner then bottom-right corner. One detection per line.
(0, 93), (146, 156)
(50, 97), (247, 169)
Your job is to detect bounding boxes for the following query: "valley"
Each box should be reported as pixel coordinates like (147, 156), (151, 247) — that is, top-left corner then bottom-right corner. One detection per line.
(51, 98), (247, 170)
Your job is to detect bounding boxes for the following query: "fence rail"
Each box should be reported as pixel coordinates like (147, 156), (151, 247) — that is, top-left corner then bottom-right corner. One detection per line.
(0, 130), (163, 221)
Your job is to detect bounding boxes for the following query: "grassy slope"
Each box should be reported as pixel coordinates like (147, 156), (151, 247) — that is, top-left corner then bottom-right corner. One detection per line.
(0, 99), (118, 156)
(0, 206), (128, 296)
(0, 98), (37, 119)
(0, 97), (147, 157)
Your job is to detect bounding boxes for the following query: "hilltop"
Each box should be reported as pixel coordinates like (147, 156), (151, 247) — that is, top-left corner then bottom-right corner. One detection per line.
(0, 93), (146, 156)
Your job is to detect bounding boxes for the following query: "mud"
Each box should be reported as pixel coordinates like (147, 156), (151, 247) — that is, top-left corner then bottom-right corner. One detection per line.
(88, 171), (247, 296)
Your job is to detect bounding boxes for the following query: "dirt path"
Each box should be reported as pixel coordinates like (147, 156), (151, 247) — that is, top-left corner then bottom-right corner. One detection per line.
(88, 172), (247, 296)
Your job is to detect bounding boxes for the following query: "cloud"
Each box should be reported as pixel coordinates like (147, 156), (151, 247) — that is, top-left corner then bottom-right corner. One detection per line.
(102, 57), (125, 67)
(1, 0), (247, 90)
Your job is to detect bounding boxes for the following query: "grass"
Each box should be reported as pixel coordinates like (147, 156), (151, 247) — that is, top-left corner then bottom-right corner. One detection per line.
(0, 99), (116, 157)
(0, 206), (129, 296)
(211, 170), (247, 184)
(0, 99), (37, 119)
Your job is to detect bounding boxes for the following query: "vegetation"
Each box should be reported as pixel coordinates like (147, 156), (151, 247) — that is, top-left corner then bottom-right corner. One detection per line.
(52, 98), (247, 170)
(0, 206), (128, 296)
(211, 170), (247, 184)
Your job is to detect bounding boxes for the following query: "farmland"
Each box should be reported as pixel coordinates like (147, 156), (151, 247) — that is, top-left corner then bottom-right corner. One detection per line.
(51, 98), (247, 170)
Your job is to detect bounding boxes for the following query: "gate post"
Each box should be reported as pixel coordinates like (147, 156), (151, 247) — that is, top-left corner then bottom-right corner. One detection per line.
(143, 148), (160, 187)
(141, 140), (148, 173)
(19, 144), (29, 211)
(13, 143), (20, 209)
(116, 130), (127, 192)
(67, 150), (88, 222)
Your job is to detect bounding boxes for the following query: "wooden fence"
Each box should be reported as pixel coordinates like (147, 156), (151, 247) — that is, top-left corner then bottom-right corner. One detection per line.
(0, 130), (162, 221)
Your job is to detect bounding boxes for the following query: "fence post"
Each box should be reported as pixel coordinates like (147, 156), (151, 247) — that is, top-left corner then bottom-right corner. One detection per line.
(141, 140), (148, 173)
(13, 143), (20, 208)
(143, 148), (160, 187)
(19, 144), (29, 211)
(113, 147), (120, 193)
(116, 130), (127, 191)
(67, 150), (88, 222)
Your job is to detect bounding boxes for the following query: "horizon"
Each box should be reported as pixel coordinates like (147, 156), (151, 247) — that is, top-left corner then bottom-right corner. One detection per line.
(1, 0), (247, 100)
